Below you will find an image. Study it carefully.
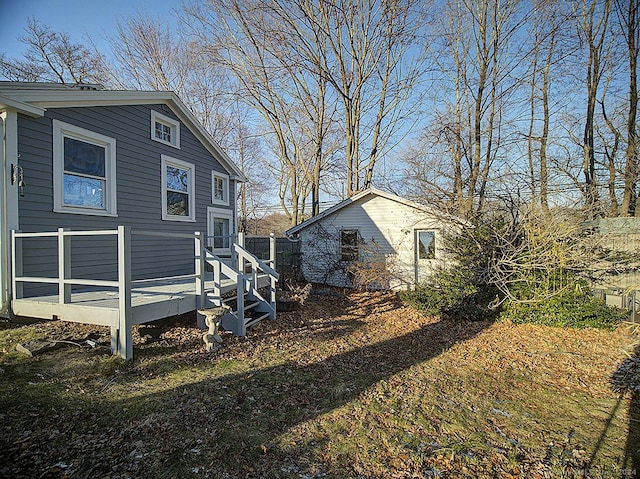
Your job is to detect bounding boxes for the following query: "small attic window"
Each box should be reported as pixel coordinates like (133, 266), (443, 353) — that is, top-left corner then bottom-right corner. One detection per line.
(151, 110), (180, 149)
(212, 172), (229, 206)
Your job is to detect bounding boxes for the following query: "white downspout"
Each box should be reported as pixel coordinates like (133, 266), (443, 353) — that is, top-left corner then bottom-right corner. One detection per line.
(0, 109), (19, 316)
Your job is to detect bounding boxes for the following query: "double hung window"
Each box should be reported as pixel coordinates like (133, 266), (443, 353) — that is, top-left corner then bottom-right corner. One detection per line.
(53, 120), (117, 216)
(161, 155), (195, 221)
(212, 172), (229, 206)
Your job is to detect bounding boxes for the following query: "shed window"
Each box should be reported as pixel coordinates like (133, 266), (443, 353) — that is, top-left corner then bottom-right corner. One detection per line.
(340, 229), (359, 262)
(417, 230), (436, 259)
(161, 155), (195, 221)
(53, 120), (117, 216)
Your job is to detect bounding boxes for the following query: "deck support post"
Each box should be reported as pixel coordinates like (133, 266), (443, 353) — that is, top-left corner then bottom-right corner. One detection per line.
(11, 230), (23, 300)
(236, 276), (246, 336)
(58, 228), (71, 304)
(269, 233), (277, 319)
(115, 225), (133, 360)
(194, 231), (207, 329)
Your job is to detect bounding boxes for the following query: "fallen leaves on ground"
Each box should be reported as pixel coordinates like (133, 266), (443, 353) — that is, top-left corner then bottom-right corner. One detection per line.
(0, 289), (637, 478)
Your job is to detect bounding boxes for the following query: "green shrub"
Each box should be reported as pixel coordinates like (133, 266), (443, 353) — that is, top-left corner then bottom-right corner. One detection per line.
(402, 214), (628, 329)
(500, 275), (627, 330)
(401, 220), (502, 321)
(401, 281), (499, 321)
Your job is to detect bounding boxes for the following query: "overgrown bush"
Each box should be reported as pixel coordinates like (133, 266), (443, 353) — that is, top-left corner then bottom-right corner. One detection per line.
(500, 273), (627, 330)
(401, 220), (501, 321)
(402, 280), (499, 321)
(403, 211), (628, 329)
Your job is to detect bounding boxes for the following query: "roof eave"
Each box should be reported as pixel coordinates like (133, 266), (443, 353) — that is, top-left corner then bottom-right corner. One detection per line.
(0, 95), (45, 117)
(285, 188), (466, 235)
(0, 88), (246, 180)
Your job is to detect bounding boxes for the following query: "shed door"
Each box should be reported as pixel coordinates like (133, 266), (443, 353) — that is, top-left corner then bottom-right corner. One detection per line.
(414, 230), (435, 284)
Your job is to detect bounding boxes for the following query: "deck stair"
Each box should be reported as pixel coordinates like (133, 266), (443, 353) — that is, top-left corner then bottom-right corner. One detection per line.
(200, 243), (279, 336)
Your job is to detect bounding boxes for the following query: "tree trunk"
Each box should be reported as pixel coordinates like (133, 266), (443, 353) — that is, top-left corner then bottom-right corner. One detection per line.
(622, 0), (639, 216)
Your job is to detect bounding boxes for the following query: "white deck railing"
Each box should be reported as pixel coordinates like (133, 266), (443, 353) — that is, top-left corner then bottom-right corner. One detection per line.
(195, 232), (280, 335)
(11, 227), (280, 359)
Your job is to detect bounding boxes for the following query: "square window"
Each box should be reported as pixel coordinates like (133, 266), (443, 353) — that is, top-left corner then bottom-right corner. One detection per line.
(162, 155), (195, 221)
(340, 229), (359, 262)
(151, 110), (180, 149)
(212, 172), (229, 206)
(155, 121), (172, 143)
(53, 120), (117, 216)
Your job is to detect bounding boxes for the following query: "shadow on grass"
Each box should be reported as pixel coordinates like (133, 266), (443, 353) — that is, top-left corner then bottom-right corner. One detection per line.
(610, 344), (640, 477)
(625, 391), (639, 475)
(0, 293), (490, 478)
(593, 343), (640, 478)
(109, 309), (489, 477)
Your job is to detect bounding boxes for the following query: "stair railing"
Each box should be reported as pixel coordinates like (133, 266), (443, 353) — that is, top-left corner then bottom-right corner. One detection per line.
(194, 233), (280, 334)
(233, 243), (280, 319)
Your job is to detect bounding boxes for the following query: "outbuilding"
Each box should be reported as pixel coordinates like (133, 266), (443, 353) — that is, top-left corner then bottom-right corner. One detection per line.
(286, 188), (462, 290)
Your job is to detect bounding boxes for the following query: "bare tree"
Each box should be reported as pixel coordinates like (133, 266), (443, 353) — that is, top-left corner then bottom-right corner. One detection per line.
(402, 0), (530, 218)
(231, 107), (269, 233)
(186, 0), (340, 225)
(616, 0), (640, 216)
(0, 17), (102, 84)
(187, 0), (429, 227)
(297, 0), (429, 197)
(101, 13), (236, 140)
(526, 0), (564, 215)
(598, 72), (623, 216)
(577, 0), (613, 216)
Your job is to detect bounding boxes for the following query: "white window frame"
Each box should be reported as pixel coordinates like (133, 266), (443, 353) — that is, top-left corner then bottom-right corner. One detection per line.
(151, 110), (180, 149)
(207, 206), (235, 254)
(212, 171), (230, 206)
(161, 155), (195, 222)
(416, 229), (436, 260)
(53, 119), (117, 217)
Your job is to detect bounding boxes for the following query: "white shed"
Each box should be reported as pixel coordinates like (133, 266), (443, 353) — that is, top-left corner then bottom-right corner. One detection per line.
(286, 189), (461, 290)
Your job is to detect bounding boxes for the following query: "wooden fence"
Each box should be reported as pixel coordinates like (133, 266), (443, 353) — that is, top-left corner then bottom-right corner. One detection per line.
(243, 235), (302, 284)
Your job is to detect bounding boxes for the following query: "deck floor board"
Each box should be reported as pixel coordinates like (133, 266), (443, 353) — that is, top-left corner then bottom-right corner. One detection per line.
(12, 276), (239, 325)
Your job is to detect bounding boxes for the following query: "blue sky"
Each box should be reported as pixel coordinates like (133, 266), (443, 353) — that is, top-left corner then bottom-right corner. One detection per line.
(0, 0), (178, 59)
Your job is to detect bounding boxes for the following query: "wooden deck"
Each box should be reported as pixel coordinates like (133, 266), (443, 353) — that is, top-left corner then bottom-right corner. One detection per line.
(12, 275), (238, 328)
(11, 227), (279, 359)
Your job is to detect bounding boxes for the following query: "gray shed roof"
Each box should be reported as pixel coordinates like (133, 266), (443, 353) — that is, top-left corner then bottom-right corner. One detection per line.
(286, 188), (452, 235)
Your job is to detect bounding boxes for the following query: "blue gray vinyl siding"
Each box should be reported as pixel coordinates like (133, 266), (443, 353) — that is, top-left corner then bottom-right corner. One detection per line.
(16, 104), (236, 297)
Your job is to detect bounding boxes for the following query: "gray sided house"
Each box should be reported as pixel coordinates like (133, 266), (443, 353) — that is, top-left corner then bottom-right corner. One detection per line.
(0, 82), (278, 359)
(286, 189), (460, 290)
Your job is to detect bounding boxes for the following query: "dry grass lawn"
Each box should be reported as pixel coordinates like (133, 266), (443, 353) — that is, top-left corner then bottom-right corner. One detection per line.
(0, 289), (638, 478)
